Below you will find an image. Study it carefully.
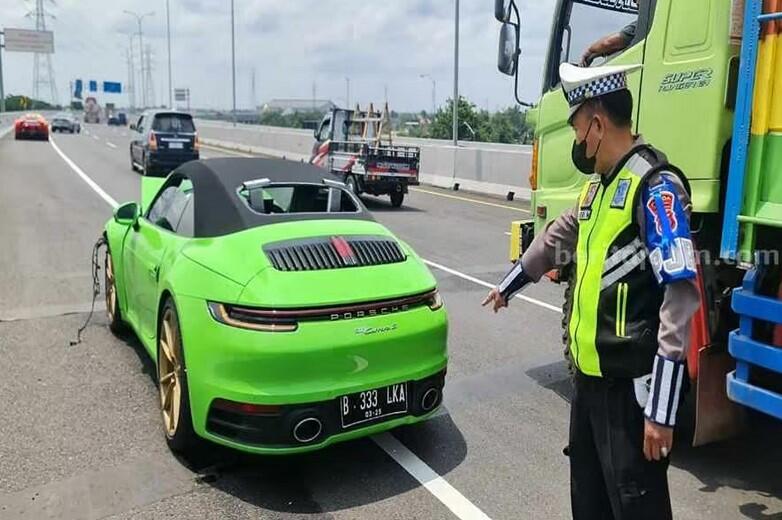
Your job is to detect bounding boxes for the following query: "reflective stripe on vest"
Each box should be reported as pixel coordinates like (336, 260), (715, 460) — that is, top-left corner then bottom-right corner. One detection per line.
(568, 152), (657, 377)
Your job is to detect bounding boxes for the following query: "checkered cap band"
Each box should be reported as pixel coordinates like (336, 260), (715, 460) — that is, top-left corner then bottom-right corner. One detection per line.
(565, 72), (627, 107)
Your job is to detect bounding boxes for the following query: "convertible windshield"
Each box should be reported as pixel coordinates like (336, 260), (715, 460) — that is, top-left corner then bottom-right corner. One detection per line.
(238, 184), (359, 214)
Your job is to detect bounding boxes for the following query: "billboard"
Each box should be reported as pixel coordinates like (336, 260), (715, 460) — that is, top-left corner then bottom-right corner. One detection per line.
(3, 28), (54, 53)
(174, 88), (189, 101)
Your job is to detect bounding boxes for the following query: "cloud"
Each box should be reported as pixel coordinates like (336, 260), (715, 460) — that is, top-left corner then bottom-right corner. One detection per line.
(0, 0), (560, 112)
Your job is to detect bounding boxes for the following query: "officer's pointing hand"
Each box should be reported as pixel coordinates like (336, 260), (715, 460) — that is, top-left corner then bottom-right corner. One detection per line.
(481, 288), (508, 313)
(643, 419), (673, 462)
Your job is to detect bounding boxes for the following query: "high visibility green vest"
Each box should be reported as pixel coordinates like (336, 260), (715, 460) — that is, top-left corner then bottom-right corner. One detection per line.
(568, 145), (673, 378)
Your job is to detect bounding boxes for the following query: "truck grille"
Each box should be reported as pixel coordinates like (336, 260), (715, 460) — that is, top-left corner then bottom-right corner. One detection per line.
(265, 236), (406, 272)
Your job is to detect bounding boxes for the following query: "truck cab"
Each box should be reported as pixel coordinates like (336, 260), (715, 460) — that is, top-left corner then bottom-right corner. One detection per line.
(505, 0), (738, 240)
(495, 0), (782, 438)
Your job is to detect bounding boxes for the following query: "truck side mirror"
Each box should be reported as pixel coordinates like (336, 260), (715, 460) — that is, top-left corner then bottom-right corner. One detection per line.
(497, 22), (519, 76)
(494, 0), (511, 22)
(130, 123), (136, 130)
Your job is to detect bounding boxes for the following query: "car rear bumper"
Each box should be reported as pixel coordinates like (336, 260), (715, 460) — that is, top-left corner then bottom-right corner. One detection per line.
(175, 294), (448, 454)
(16, 128), (48, 138)
(148, 151), (199, 170)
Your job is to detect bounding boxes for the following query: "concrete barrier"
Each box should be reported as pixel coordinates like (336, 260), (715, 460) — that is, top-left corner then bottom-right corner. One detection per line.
(196, 119), (533, 200)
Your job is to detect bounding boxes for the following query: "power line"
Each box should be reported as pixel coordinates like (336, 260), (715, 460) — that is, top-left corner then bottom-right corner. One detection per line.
(27, 0), (59, 106)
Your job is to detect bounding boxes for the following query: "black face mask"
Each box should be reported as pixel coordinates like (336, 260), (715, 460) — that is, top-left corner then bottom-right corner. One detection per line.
(571, 118), (602, 175)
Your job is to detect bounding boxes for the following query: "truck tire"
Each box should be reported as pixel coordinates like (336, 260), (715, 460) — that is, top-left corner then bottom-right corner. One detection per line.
(560, 264), (576, 377)
(390, 192), (405, 208)
(345, 174), (359, 194)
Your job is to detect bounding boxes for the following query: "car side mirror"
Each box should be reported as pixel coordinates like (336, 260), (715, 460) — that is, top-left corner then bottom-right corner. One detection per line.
(130, 123), (136, 130)
(494, 0), (511, 22)
(497, 22), (519, 76)
(114, 201), (140, 227)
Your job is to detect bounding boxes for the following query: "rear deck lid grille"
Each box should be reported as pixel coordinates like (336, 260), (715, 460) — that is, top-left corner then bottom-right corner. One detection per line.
(264, 236), (406, 271)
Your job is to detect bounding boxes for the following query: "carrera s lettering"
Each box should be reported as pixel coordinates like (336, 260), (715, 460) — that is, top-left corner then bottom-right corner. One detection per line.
(354, 324), (398, 336)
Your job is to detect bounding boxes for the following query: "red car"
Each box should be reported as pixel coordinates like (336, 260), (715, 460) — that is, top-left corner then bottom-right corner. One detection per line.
(14, 113), (49, 141)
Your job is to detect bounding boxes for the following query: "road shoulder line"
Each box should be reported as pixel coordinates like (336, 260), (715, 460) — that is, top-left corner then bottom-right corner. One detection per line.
(50, 136), (118, 208)
(374, 432), (493, 520)
(423, 259), (562, 313)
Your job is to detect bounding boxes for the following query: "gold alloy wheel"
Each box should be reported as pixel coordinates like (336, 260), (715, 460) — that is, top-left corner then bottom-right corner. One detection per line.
(105, 253), (117, 322)
(158, 309), (182, 437)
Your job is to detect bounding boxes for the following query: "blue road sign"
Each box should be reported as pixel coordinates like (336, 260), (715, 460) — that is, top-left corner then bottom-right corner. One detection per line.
(74, 79), (83, 99)
(103, 81), (122, 94)
(89, 80), (98, 92)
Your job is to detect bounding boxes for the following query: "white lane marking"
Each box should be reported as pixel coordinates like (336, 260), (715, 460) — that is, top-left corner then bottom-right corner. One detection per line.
(49, 139), (498, 520)
(49, 136), (118, 208)
(423, 259), (562, 313)
(373, 432), (493, 520)
(121, 132), (128, 137)
(410, 188), (530, 214)
(504, 232), (511, 236)
(106, 141), (117, 149)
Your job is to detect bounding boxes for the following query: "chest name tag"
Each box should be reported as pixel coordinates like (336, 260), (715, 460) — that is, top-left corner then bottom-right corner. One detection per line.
(610, 179), (632, 209)
(579, 182), (600, 220)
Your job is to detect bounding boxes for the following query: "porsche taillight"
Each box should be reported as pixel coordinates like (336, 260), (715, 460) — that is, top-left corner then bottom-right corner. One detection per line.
(148, 132), (158, 151)
(529, 138), (539, 191)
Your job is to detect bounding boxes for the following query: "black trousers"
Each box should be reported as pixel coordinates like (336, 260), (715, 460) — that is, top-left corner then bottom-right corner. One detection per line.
(569, 373), (672, 520)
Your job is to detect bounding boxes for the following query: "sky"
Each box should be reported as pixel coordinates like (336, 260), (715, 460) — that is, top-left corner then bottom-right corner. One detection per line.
(0, 0), (558, 113)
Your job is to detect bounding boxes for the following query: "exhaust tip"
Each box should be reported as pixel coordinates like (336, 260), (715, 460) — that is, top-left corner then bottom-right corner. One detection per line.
(421, 388), (440, 412)
(292, 417), (322, 443)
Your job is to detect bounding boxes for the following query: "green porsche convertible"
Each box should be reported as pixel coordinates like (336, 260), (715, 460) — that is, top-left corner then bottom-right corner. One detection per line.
(104, 157), (447, 455)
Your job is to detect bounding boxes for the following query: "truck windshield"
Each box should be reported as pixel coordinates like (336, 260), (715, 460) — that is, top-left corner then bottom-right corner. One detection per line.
(565, 1), (637, 64)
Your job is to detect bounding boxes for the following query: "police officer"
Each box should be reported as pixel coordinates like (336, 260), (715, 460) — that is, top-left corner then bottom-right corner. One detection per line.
(482, 63), (701, 520)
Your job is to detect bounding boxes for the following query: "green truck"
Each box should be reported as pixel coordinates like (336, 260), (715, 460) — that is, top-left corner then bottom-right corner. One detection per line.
(495, 0), (782, 444)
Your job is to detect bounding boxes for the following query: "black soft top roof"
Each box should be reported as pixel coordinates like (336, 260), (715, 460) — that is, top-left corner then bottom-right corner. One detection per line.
(174, 157), (372, 238)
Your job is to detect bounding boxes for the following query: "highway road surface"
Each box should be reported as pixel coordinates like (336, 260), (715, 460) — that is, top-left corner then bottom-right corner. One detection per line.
(0, 122), (780, 520)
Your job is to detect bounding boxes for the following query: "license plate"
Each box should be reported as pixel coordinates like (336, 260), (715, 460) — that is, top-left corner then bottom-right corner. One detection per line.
(339, 382), (408, 429)
(169, 142), (183, 149)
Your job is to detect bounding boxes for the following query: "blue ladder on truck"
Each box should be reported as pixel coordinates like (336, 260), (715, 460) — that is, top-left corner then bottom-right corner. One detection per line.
(727, 267), (782, 420)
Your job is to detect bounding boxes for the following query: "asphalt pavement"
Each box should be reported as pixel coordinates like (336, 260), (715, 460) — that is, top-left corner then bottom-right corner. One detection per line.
(0, 122), (780, 520)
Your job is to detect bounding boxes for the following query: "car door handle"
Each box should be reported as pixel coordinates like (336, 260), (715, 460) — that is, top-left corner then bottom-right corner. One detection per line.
(148, 265), (159, 280)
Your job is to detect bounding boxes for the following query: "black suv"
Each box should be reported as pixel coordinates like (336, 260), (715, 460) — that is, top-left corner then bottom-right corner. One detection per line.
(130, 110), (199, 175)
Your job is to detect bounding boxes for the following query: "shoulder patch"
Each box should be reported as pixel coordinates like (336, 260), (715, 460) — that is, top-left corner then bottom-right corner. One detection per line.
(646, 189), (678, 234)
(610, 179), (632, 209)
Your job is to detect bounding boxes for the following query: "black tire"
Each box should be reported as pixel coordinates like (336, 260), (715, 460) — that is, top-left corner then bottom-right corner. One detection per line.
(390, 191), (405, 208)
(157, 299), (200, 456)
(105, 248), (126, 335)
(345, 174), (359, 194)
